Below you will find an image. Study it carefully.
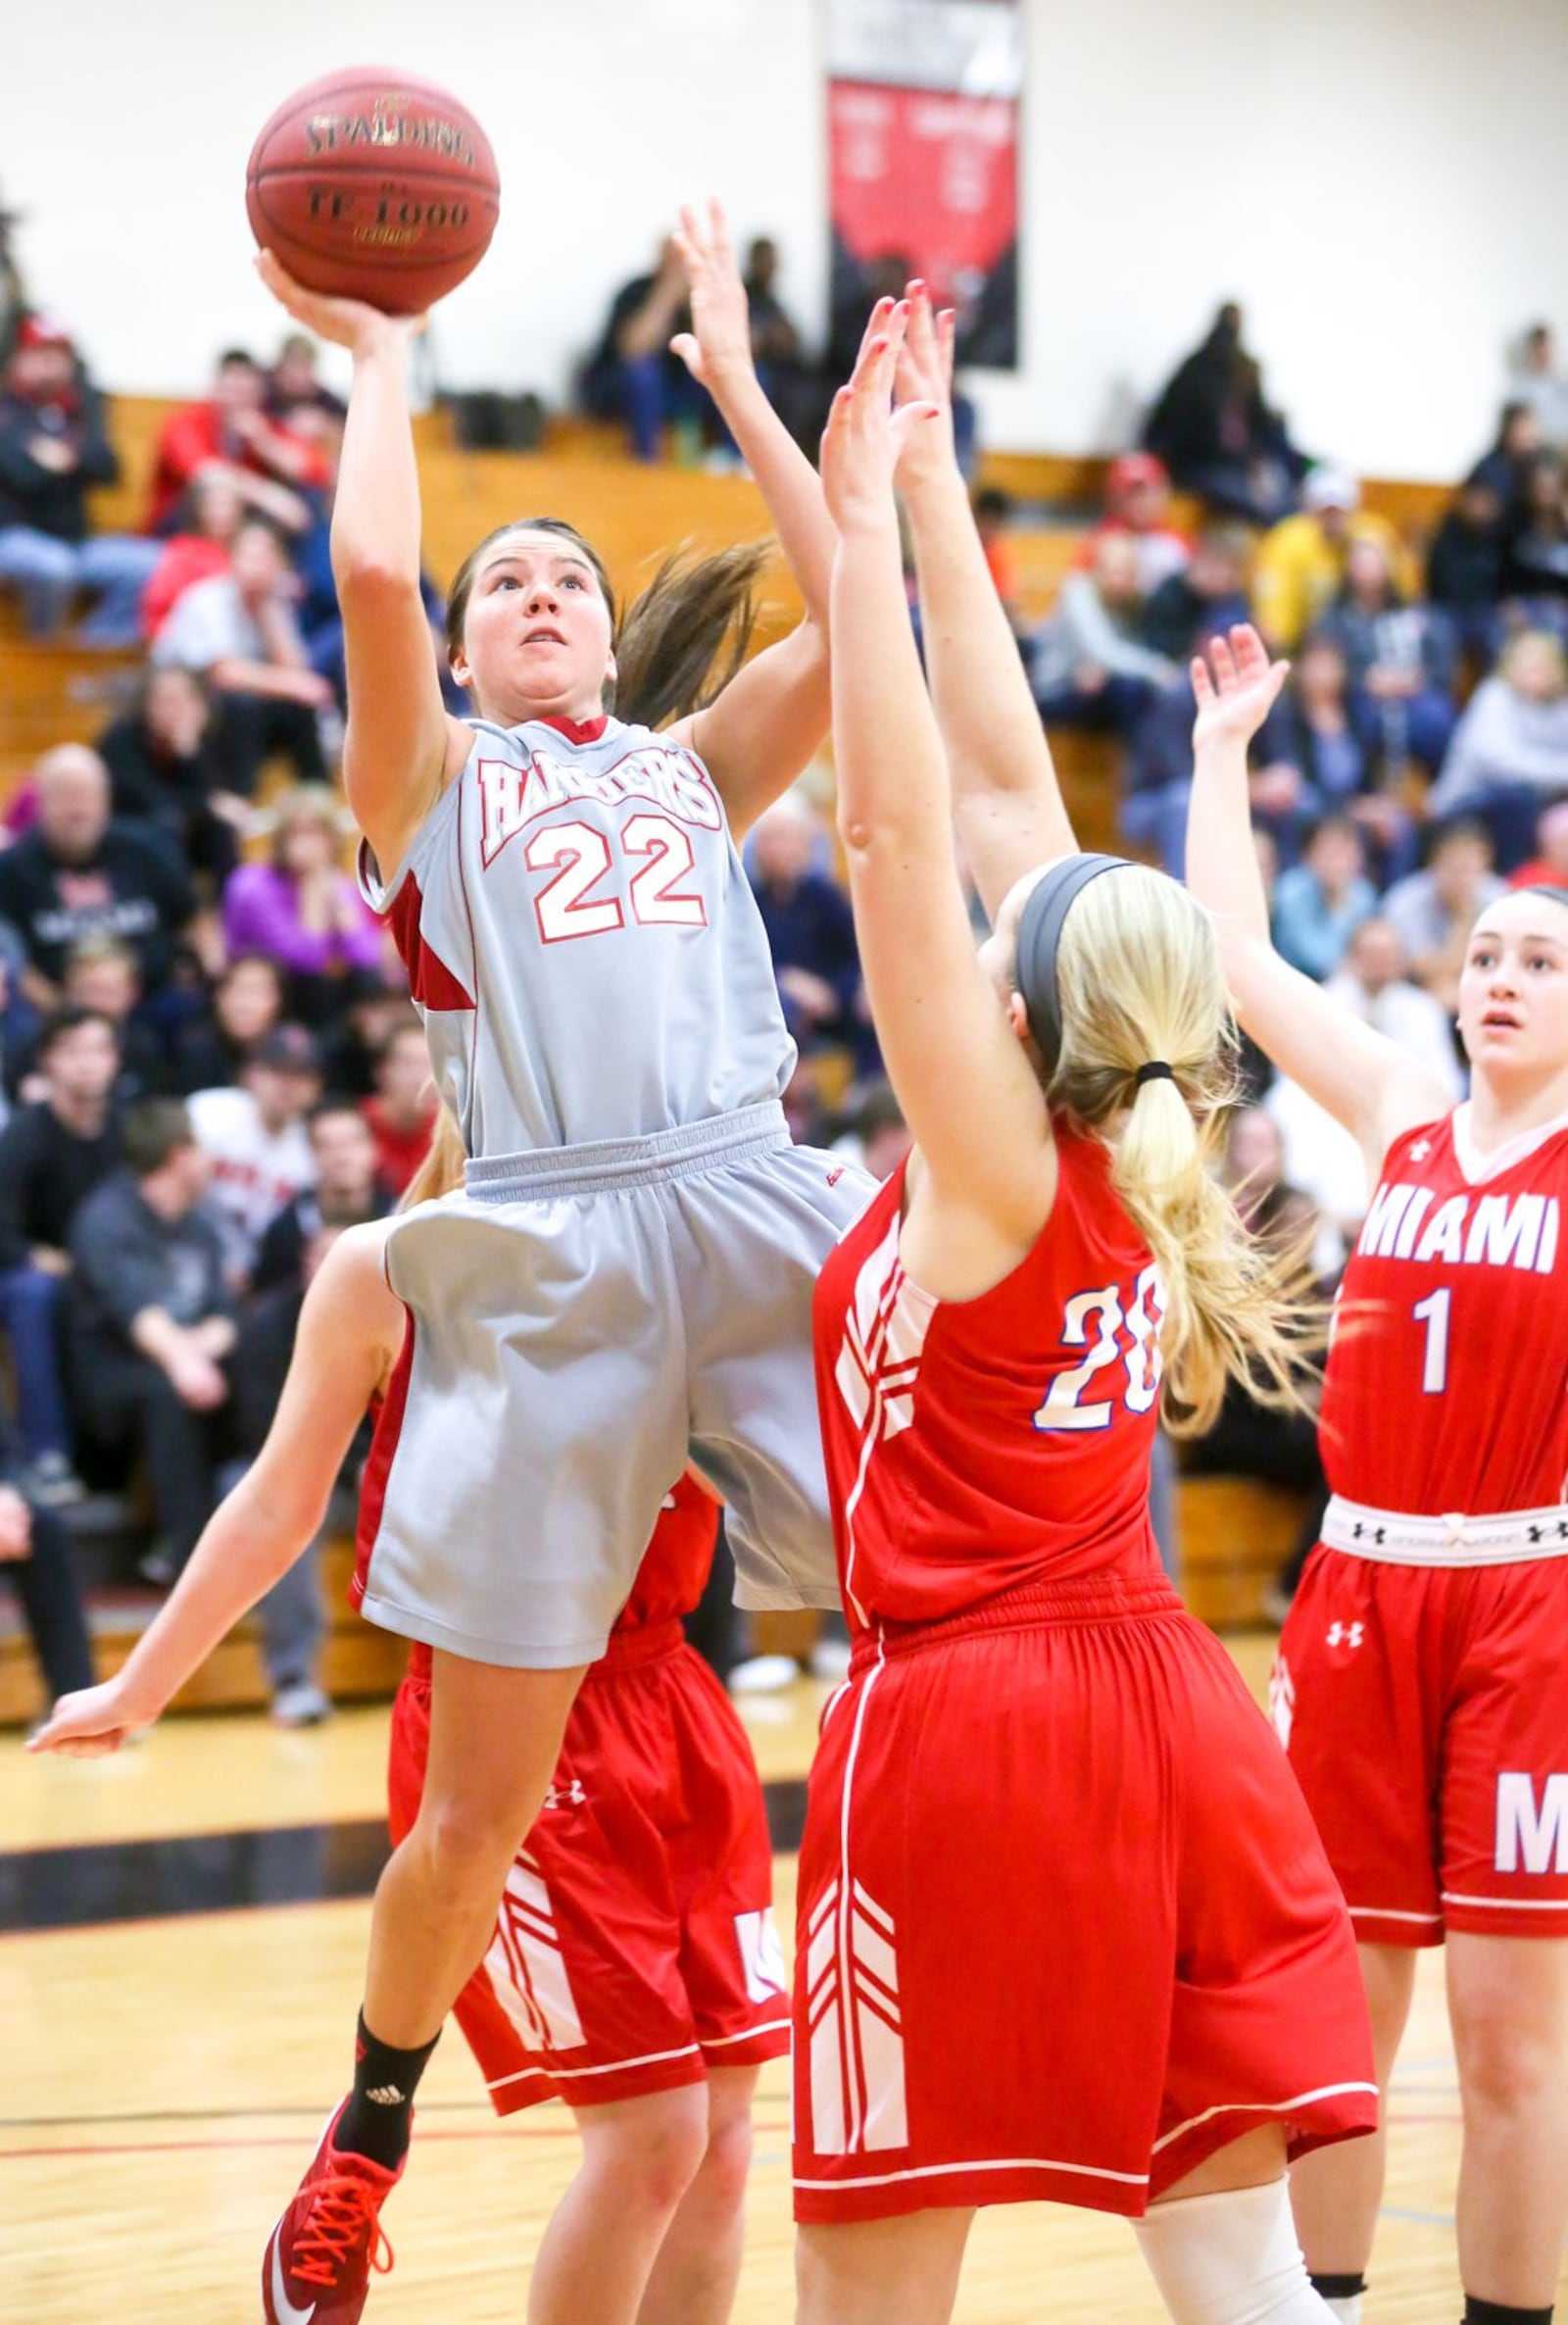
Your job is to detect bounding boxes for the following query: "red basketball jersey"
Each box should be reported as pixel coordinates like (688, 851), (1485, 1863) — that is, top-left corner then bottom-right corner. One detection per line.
(1319, 1105), (1568, 1513)
(398, 1472), (718, 1687)
(811, 1128), (1165, 1629)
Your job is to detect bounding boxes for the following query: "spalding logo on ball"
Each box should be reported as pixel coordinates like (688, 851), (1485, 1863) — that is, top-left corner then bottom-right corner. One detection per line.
(247, 68), (500, 313)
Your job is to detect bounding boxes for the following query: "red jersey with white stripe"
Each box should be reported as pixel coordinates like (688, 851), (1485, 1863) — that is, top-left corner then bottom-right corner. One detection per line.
(811, 1128), (1165, 1629)
(391, 1471), (717, 1688)
(1319, 1104), (1568, 1514)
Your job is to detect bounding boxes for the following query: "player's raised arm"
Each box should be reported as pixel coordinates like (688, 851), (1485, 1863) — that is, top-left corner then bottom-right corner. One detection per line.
(893, 286), (1075, 920)
(825, 319), (1055, 1237)
(670, 201), (835, 630)
(256, 252), (468, 877)
(1185, 624), (1453, 1172)
(663, 204), (842, 838)
(28, 1227), (403, 1756)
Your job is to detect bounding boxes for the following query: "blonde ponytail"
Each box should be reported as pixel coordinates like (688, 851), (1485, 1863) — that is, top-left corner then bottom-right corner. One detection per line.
(1048, 866), (1319, 1434)
(400, 1105), (466, 1210)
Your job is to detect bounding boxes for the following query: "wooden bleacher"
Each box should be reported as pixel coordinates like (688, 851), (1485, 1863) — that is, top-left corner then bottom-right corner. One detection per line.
(1176, 1475), (1311, 1630)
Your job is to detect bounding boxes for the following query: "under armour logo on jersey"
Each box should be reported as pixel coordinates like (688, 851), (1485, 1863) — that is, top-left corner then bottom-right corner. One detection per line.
(1527, 1520), (1568, 1545)
(544, 1778), (586, 1810)
(1408, 1139), (1432, 1160)
(1326, 1620), (1365, 1651)
(1349, 1519), (1387, 1547)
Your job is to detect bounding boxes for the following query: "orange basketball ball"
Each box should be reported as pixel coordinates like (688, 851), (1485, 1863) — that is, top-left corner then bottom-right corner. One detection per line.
(246, 68), (500, 313)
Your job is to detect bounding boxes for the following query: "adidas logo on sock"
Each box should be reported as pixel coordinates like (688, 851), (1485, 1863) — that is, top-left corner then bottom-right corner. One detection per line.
(364, 2084), (407, 2105)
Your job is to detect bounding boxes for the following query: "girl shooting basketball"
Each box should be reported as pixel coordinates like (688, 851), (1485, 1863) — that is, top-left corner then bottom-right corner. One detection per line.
(232, 202), (875, 2310)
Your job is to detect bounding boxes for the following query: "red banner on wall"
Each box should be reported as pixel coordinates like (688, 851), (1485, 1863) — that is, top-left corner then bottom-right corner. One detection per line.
(827, 0), (1021, 371)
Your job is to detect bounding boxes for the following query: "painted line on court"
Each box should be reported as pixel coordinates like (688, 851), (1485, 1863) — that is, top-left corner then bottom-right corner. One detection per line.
(0, 1780), (808, 1933)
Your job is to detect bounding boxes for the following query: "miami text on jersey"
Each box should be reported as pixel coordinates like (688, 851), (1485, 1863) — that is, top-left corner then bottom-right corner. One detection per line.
(1356, 1184), (1561, 1275)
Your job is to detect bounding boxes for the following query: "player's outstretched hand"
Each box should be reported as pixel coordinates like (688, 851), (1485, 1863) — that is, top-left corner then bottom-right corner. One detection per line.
(1191, 624), (1291, 754)
(27, 1680), (147, 1758)
(892, 281), (958, 488)
(254, 251), (426, 358)
(669, 199), (752, 390)
(820, 305), (940, 532)
(822, 304), (919, 527)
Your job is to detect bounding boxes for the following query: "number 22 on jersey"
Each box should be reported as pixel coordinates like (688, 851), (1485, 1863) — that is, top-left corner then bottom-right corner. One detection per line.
(1034, 1264), (1166, 1432)
(525, 816), (709, 944)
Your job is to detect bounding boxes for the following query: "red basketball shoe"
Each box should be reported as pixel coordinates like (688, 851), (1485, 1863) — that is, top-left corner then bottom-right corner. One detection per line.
(262, 2102), (403, 2323)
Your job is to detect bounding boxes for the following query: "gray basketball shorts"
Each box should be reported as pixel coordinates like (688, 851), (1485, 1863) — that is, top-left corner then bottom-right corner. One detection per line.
(358, 1101), (874, 1670)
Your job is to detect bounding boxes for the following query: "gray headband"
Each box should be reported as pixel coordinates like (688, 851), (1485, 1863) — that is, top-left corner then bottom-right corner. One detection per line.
(1521, 885), (1568, 914)
(1014, 852), (1133, 1073)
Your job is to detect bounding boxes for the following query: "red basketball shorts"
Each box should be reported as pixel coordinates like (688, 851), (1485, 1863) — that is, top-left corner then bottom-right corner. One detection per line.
(1275, 1547), (1568, 1946)
(792, 1578), (1376, 2225)
(388, 1624), (790, 2111)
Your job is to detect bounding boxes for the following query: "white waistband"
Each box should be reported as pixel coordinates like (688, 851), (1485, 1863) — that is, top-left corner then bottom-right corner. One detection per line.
(1323, 1493), (1568, 1566)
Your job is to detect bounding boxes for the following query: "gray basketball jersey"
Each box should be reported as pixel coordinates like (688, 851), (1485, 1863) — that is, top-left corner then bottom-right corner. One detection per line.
(359, 713), (796, 1157)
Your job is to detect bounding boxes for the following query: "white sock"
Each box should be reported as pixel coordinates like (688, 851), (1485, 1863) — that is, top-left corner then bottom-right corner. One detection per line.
(1134, 2179), (1335, 2325)
(1319, 2299), (1362, 2325)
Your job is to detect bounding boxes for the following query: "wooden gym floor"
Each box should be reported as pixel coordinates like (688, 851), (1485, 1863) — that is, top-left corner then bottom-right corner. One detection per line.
(2, 1648), (1561, 2323)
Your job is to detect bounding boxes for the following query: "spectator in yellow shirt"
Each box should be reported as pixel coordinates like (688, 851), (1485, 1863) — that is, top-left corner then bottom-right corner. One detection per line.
(1250, 469), (1414, 651)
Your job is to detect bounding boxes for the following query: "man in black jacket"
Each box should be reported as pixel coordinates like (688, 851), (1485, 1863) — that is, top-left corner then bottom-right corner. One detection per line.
(0, 1004), (121, 1500)
(0, 317), (159, 643)
(0, 1411), (94, 1722)
(68, 1099), (233, 1584)
(0, 744), (195, 1011)
(251, 1098), (389, 1295)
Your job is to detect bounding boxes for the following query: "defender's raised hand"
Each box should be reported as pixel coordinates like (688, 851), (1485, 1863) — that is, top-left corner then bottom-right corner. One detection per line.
(820, 304), (939, 532)
(892, 280), (958, 487)
(1192, 623), (1291, 754)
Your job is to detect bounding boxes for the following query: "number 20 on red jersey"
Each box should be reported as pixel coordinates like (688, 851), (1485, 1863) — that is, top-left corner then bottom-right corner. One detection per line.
(1034, 1263), (1166, 1433)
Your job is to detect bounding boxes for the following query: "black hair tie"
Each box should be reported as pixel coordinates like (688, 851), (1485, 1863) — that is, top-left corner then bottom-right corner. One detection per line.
(1134, 1061), (1174, 1088)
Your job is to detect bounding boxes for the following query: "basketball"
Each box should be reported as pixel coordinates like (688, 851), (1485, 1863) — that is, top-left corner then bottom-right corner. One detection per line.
(245, 68), (500, 313)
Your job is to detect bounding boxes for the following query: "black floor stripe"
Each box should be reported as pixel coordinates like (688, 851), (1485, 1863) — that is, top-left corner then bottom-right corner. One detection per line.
(0, 1779), (808, 1935)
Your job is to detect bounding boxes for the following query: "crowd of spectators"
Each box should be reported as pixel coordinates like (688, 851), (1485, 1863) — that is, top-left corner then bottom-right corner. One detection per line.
(0, 311), (447, 1724)
(1031, 309), (1568, 1606)
(0, 230), (1563, 1706)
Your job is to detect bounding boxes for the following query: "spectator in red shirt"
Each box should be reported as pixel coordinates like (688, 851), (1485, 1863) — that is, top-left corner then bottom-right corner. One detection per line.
(360, 1017), (436, 1194)
(146, 349), (331, 534)
(1075, 451), (1194, 596)
(1506, 797), (1568, 890)
(141, 466), (310, 641)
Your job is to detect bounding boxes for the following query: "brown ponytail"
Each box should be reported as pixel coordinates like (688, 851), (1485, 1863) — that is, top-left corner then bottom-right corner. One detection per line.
(445, 518), (768, 730)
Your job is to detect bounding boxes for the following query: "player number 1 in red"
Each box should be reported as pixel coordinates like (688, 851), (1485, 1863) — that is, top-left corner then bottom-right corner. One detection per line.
(1411, 1286), (1450, 1395)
